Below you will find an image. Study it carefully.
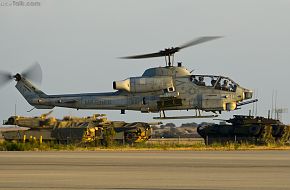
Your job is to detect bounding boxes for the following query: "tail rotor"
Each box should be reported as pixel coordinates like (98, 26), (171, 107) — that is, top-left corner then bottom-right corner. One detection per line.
(0, 71), (13, 87)
(0, 62), (42, 88)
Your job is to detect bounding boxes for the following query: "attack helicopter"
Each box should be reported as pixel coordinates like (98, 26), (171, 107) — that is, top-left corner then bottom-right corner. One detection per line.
(0, 36), (257, 119)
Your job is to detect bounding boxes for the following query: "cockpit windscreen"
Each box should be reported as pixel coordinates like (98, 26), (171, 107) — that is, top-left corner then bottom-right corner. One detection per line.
(190, 75), (238, 92)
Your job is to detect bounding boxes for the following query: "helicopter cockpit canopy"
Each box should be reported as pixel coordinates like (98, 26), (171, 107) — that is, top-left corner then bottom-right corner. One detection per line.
(190, 75), (238, 92)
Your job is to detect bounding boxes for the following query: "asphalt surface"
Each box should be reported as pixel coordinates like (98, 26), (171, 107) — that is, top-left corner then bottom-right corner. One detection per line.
(0, 151), (289, 190)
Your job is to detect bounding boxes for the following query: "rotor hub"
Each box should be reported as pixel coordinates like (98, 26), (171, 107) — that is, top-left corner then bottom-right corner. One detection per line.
(13, 73), (22, 81)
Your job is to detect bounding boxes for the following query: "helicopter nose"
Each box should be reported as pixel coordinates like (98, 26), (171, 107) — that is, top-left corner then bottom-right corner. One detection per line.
(244, 90), (253, 100)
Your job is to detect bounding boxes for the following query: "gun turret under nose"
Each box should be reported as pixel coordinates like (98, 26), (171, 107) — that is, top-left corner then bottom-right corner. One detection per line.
(244, 91), (253, 100)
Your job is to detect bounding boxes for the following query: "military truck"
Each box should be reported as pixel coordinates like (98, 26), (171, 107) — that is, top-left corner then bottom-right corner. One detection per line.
(197, 115), (290, 145)
(2, 112), (152, 145)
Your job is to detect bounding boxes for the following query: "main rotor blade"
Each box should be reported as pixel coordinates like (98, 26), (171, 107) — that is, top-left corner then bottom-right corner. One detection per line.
(120, 51), (165, 59)
(120, 36), (223, 59)
(179, 36), (223, 49)
(21, 62), (42, 85)
(0, 71), (13, 88)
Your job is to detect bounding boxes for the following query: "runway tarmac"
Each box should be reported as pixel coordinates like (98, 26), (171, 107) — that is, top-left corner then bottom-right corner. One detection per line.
(0, 151), (289, 190)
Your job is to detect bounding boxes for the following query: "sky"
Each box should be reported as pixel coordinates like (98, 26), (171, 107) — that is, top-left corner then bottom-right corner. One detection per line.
(0, 0), (290, 126)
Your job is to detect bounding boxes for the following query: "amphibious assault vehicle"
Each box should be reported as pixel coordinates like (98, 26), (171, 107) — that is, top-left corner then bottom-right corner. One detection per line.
(2, 112), (152, 144)
(197, 115), (290, 145)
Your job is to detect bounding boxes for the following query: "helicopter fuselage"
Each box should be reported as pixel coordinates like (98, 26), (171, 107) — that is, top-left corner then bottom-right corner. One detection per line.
(15, 65), (254, 116)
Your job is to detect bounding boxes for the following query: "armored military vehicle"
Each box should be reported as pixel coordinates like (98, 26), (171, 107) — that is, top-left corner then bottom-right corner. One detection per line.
(2, 112), (152, 145)
(3, 110), (57, 128)
(197, 115), (290, 145)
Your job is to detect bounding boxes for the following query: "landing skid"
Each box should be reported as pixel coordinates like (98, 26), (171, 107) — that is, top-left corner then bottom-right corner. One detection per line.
(153, 115), (218, 120)
(154, 110), (218, 120)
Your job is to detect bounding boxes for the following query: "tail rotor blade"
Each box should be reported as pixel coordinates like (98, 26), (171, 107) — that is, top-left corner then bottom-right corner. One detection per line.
(21, 62), (42, 85)
(0, 71), (13, 88)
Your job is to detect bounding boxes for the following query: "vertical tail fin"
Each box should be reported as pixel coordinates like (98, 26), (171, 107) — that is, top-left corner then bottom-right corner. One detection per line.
(15, 75), (47, 105)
